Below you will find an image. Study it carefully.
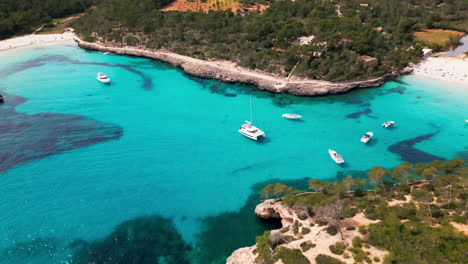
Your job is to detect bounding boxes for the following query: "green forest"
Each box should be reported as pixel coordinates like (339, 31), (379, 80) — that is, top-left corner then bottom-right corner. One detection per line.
(256, 158), (468, 264)
(0, 0), (93, 39)
(71, 0), (468, 81)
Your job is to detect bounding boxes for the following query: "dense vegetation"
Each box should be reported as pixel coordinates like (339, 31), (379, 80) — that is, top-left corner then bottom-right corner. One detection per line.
(0, 0), (94, 39)
(256, 158), (468, 264)
(73, 0), (467, 81)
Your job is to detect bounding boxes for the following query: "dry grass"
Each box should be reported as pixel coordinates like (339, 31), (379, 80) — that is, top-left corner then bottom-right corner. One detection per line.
(161, 0), (267, 13)
(414, 29), (464, 46)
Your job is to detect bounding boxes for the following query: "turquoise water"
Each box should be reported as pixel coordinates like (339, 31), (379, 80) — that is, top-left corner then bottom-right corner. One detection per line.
(0, 43), (467, 263)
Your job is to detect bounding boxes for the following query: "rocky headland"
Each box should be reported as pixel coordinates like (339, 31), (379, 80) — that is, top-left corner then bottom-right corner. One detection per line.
(227, 198), (387, 264)
(74, 37), (412, 96)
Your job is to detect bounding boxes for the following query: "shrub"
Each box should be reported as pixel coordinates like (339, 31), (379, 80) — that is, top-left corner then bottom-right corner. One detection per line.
(83, 35), (96, 42)
(451, 213), (466, 224)
(125, 35), (139, 45)
(342, 205), (358, 218)
(301, 227), (311, 235)
(346, 226), (356, 230)
(326, 226), (338, 236)
(354, 188), (367, 197)
(373, 256), (380, 262)
(298, 211), (308, 220)
(317, 220), (328, 226)
(280, 227), (290, 233)
(358, 226), (368, 235)
(352, 236), (362, 248)
(315, 254), (346, 264)
(300, 241), (315, 252)
(329, 242), (346, 255)
(274, 247), (310, 264)
(255, 231), (273, 264)
(292, 220), (300, 235)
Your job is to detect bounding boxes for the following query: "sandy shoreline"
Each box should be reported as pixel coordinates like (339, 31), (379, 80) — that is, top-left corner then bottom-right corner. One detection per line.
(411, 56), (468, 87)
(0, 32), (75, 53)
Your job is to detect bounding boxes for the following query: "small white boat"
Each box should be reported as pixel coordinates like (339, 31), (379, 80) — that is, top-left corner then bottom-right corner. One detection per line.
(465, 120), (468, 123)
(360, 132), (373, 143)
(282, 114), (302, 119)
(97, 72), (110, 84)
(382, 121), (395, 128)
(239, 121), (265, 140)
(328, 149), (344, 164)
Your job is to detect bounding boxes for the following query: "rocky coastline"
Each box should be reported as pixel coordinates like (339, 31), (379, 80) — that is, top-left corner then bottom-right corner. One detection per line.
(74, 37), (412, 96)
(227, 199), (387, 264)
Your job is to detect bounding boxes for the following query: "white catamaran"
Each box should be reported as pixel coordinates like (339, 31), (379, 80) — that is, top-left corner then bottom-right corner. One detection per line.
(238, 96), (265, 140)
(328, 149), (344, 164)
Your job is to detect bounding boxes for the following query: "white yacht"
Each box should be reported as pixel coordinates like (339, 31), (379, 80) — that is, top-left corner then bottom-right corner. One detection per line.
(328, 149), (344, 164)
(238, 96), (265, 141)
(360, 132), (373, 143)
(238, 121), (265, 140)
(382, 121), (395, 128)
(97, 72), (111, 84)
(282, 114), (302, 119)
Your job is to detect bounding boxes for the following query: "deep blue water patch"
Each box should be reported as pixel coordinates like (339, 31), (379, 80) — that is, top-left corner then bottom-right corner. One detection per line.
(72, 215), (192, 264)
(1, 55), (153, 90)
(377, 86), (406, 96)
(392, 79), (409, 86)
(0, 94), (122, 173)
(346, 108), (375, 119)
(388, 133), (445, 163)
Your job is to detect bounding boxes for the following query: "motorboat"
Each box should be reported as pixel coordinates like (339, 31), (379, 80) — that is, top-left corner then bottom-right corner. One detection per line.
(382, 121), (395, 128)
(329, 149), (344, 164)
(238, 121), (265, 140)
(97, 72), (111, 84)
(360, 132), (373, 143)
(282, 114), (302, 119)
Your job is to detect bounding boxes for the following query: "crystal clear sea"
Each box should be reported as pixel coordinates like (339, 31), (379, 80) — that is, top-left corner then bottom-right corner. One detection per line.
(0, 43), (466, 264)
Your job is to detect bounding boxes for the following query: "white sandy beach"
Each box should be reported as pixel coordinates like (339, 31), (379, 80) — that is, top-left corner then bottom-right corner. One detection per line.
(411, 56), (468, 87)
(0, 32), (75, 52)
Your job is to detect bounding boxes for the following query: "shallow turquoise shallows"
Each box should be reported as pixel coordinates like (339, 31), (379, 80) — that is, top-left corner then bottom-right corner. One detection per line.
(0, 44), (467, 264)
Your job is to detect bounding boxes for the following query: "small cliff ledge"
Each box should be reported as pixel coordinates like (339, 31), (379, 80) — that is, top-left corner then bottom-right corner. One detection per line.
(74, 37), (412, 96)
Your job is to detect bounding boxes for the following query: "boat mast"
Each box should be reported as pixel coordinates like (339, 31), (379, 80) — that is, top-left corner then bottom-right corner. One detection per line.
(250, 95), (253, 123)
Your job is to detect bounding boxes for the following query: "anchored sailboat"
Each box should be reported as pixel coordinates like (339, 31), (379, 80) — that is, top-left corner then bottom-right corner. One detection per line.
(238, 96), (265, 140)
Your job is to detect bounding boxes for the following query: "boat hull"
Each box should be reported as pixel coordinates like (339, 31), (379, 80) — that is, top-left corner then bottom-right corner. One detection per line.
(238, 129), (264, 140)
(97, 77), (111, 84)
(282, 114), (302, 119)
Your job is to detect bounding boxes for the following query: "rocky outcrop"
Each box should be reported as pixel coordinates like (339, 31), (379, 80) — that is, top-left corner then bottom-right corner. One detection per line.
(229, 198), (388, 264)
(226, 246), (257, 264)
(255, 199), (296, 226)
(74, 37), (412, 96)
